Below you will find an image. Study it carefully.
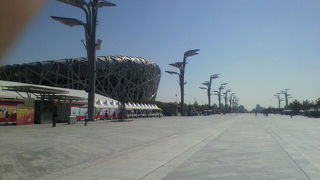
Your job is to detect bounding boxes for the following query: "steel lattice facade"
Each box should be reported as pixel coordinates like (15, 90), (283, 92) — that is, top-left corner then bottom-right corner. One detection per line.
(0, 56), (161, 101)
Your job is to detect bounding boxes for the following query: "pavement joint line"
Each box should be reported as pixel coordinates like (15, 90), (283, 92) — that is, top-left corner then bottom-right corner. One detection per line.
(269, 119), (320, 152)
(140, 132), (217, 179)
(265, 121), (320, 179)
(40, 124), (217, 179)
(8, 114), (319, 180)
(11, 158), (23, 180)
(34, 132), (184, 180)
(33, 117), (237, 180)
(140, 116), (238, 180)
(261, 121), (312, 180)
(58, 116), (237, 180)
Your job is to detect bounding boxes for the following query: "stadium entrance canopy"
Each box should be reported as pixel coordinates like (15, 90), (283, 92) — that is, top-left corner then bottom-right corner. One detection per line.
(2, 85), (85, 102)
(1, 84), (88, 125)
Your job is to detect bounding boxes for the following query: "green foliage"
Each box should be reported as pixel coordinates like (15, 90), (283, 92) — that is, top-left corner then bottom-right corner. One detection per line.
(238, 105), (247, 113)
(193, 100), (199, 107)
(286, 98), (320, 114)
(287, 99), (302, 113)
(316, 98), (320, 106)
(253, 104), (264, 112)
(144, 101), (179, 116)
(302, 100), (312, 110)
(263, 107), (281, 113)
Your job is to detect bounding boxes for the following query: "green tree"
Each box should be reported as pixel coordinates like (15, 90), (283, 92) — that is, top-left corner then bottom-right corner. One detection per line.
(238, 105), (247, 113)
(316, 98), (320, 106)
(287, 99), (302, 114)
(302, 100), (312, 110)
(193, 100), (199, 107)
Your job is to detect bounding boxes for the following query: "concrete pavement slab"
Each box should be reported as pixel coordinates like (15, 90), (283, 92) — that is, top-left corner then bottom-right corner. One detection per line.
(0, 115), (235, 180)
(162, 115), (318, 180)
(1, 114), (320, 180)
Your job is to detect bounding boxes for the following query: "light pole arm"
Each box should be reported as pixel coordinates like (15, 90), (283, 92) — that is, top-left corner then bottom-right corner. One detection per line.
(80, 7), (90, 38)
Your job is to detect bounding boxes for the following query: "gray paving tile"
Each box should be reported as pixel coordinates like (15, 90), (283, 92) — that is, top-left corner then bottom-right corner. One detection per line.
(1, 114), (320, 180)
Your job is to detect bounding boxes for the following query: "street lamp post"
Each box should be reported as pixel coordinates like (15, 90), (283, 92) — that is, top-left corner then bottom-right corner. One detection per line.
(166, 49), (200, 116)
(232, 96), (237, 111)
(234, 98), (239, 112)
(230, 95), (236, 111)
(51, 0), (116, 125)
(199, 86), (208, 105)
(199, 74), (219, 108)
(281, 89), (290, 107)
(215, 83), (227, 111)
(274, 93), (282, 109)
(229, 93), (235, 112)
(212, 92), (219, 112)
(235, 98), (238, 111)
(223, 89), (231, 112)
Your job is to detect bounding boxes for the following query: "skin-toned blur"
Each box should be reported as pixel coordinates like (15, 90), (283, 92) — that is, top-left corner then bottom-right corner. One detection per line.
(0, 0), (46, 62)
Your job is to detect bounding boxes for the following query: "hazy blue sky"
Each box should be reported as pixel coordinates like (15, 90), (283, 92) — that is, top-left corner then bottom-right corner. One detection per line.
(3, 0), (320, 109)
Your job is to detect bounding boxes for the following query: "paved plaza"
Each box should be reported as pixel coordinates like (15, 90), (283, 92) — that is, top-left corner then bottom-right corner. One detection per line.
(1, 114), (320, 180)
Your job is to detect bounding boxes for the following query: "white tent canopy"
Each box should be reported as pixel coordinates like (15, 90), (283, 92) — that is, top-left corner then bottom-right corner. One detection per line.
(80, 100), (161, 110)
(95, 99), (107, 108)
(103, 100), (114, 108)
(110, 101), (118, 108)
(137, 103), (144, 110)
(132, 103), (140, 110)
(125, 102), (135, 110)
(145, 104), (151, 110)
(81, 99), (107, 108)
(122, 103), (161, 110)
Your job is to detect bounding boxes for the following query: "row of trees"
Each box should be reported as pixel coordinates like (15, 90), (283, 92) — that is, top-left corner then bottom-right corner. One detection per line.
(150, 101), (247, 116)
(287, 98), (320, 113)
(253, 98), (320, 117)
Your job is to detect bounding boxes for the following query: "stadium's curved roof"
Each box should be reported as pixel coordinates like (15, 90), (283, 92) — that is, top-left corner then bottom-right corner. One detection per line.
(0, 56), (161, 101)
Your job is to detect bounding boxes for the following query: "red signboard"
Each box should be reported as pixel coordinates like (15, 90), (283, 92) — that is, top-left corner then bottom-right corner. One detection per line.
(0, 104), (17, 123)
(16, 107), (34, 125)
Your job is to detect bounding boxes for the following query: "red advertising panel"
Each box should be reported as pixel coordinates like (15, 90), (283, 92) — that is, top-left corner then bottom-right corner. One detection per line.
(0, 104), (17, 123)
(16, 103), (34, 125)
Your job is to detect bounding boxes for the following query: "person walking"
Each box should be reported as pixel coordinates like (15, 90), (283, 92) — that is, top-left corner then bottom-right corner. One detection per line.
(113, 111), (116, 119)
(104, 110), (108, 120)
(5, 110), (9, 125)
(52, 113), (57, 127)
(84, 112), (88, 126)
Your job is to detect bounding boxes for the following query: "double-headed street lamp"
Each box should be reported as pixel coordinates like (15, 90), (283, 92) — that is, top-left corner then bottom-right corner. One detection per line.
(213, 83), (227, 111)
(166, 49), (200, 116)
(274, 93), (283, 109)
(213, 90), (219, 108)
(233, 97), (239, 111)
(281, 89), (291, 107)
(51, 0), (116, 125)
(231, 96), (238, 111)
(229, 93), (235, 111)
(199, 74), (220, 108)
(229, 93), (236, 111)
(223, 89), (231, 112)
(199, 86), (208, 103)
